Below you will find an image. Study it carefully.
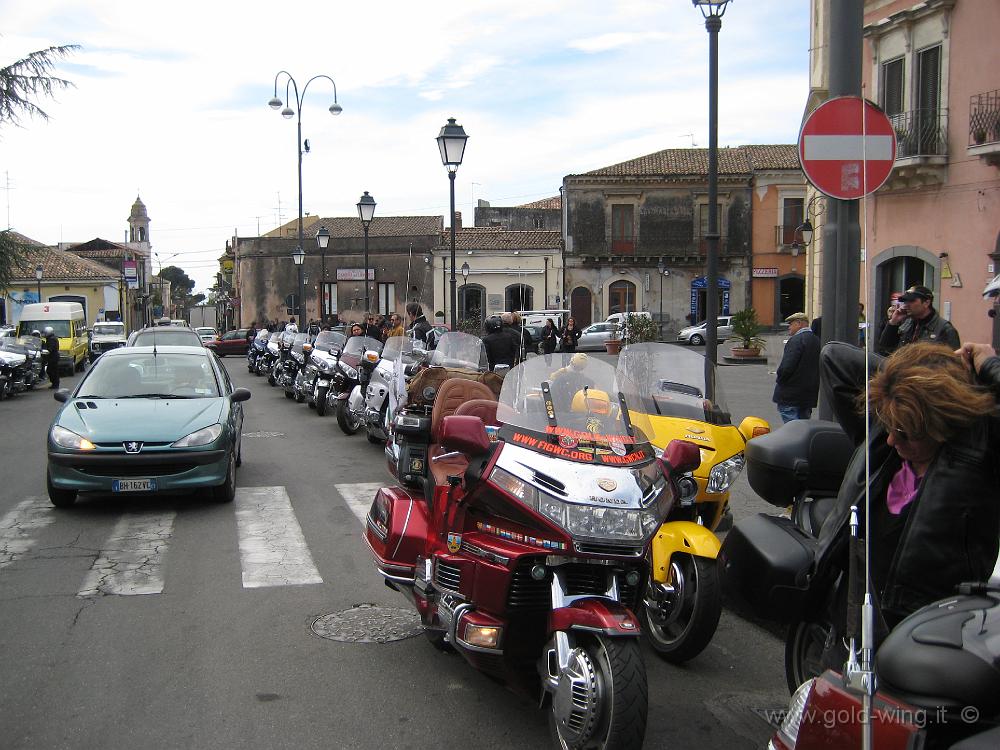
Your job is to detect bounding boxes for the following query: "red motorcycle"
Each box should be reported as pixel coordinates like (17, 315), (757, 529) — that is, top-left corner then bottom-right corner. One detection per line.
(364, 352), (699, 749)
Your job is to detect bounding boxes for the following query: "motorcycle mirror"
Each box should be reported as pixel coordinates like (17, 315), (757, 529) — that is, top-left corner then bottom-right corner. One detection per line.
(364, 350), (380, 363)
(53, 388), (71, 403)
(659, 439), (701, 476)
(493, 364), (511, 375)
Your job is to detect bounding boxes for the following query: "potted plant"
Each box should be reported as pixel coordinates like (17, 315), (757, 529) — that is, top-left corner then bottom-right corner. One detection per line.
(620, 313), (660, 346)
(974, 127), (988, 145)
(604, 324), (623, 355)
(434, 310), (445, 324)
(727, 308), (767, 357)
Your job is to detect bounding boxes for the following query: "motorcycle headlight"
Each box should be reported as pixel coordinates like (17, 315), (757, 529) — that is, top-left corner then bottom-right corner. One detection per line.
(340, 363), (358, 380)
(318, 360), (334, 373)
(707, 452), (745, 493)
(777, 679), (814, 746)
(51, 425), (96, 451)
(171, 423), (223, 448)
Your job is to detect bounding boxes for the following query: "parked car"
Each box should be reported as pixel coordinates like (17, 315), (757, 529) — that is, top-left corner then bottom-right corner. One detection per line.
(575, 321), (621, 351)
(127, 326), (205, 348)
(195, 326), (218, 343)
(204, 328), (250, 357)
(676, 316), (734, 346)
(89, 321), (128, 361)
(605, 311), (652, 326)
(169, 319), (188, 327)
(46, 345), (250, 507)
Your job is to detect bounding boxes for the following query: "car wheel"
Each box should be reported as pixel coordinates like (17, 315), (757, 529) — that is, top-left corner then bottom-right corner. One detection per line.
(212, 453), (236, 503)
(689, 334), (704, 346)
(235, 440), (242, 468)
(47, 470), (77, 508)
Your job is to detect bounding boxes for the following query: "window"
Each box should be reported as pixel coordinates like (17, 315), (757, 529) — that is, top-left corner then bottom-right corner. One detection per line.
(698, 203), (723, 237)
(608, 280), (636, 315)
(533, 218), (543, 229)
(323, 282), (337, 316)
(377, 283), (396, 316)
(611, 205), (634, 254)
(780, 197), (804, 245)
(881, 57), (904, 116)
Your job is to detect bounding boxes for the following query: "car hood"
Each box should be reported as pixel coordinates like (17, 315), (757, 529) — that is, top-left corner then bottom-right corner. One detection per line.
(678, 325), (704, 335)
(57, 398), (226, 442)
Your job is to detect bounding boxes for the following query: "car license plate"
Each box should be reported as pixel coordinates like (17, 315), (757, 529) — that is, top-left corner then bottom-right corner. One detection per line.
(113, 478), (156, 492)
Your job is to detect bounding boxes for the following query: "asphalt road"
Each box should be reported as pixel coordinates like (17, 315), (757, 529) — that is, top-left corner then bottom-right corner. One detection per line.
(0, 352), (790, 750)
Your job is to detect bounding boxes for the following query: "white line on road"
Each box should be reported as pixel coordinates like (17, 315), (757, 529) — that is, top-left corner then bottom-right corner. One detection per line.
(0, 497), (56, 571)
(78, 511), (176, 597)
(334, 483), (383, 526)
(235, 486), (323, 588)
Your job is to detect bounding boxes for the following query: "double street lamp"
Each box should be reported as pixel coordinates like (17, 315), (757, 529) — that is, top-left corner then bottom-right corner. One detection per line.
(436, 118), (469, 330)
(692, 0), (733, 401)
(268, 70), (342, 327)
(357, 191), (376, 315)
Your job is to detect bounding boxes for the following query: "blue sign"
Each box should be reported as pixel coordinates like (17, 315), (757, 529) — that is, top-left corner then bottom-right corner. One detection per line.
(689, 276), (731, 321)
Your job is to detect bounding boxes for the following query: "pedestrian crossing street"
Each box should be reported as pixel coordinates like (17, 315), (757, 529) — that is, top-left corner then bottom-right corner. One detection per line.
(0, 483), (384, 598)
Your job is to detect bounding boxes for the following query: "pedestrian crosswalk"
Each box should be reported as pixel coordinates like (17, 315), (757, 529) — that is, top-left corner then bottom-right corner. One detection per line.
(0, 482), (383, 598)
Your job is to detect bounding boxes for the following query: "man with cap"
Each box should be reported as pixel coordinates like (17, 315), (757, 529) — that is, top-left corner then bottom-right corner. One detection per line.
(772, 312), (820, 423)
(878, 285), (960, 355)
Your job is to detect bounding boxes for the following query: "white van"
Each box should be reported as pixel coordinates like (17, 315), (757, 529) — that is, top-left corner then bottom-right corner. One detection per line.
(605, 311), (652, 326)
(16, 302), (88, 372)
(517, 309), (570, 328)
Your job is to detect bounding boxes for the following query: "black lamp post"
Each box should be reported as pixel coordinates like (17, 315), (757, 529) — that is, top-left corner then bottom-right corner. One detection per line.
(316, 226), (330, 319)
(693, 0), (732, 401)
(657, 257), (670, 340)
(436, 117), (469, 330)
(291, 246), (305, 322)
(357, 192), (376, 315)
(460, 261), (470, 323)
(268, 71), (342, 326)
(35, 264), (43, 302)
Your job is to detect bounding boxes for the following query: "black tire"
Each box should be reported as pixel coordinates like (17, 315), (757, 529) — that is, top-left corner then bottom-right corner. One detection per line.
(784, 619), (835, 695)
(689, 334), (704, 346)
(284, 389), (294, 399)
(47, 470), (77, 508)
(294, 377), (305, 403)
(316, 386), (328, 416)
(642, 554), (721, 664)
(336, 399), (360, 435)
(550, 635), (647, 750)
(267, 370), (277, 386)
(367, 405), (388, 444)
(235, 440), (242, 468)
(211, 452), (236, 503)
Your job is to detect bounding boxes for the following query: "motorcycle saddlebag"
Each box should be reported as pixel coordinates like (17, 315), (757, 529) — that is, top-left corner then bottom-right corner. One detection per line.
(745, 419), (854, 507)
(365, 485), (430, 584)
(718, 514), (816, 622)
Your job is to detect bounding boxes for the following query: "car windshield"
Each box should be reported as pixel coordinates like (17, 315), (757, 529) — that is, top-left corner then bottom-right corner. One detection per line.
(616, 342), (732, 425)
(93, 324), (125, 336)
(496, 353), (654, 465)
(20, 320), (71, 337)
(78, 352), (221, 398)
(131, 329), (203, 347)
(313, 330), (346, 352)
(196, 328), (216, 335)
(429, 331), (488, 370)
(342, 336), (382, 356)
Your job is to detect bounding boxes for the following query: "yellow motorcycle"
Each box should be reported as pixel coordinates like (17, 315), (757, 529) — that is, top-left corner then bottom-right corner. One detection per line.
(617, 342), (770, 662)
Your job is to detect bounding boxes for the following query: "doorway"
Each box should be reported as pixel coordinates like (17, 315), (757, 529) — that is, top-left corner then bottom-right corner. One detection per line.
(608, 280), (636, 316)
(505, 284), (533, 312)
(777, 275), (805, 321)
(459, 284), (485, 327)
(570, 286), (592, 327)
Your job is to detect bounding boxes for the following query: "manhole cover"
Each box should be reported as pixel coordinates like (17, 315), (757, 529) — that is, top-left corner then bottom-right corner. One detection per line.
(311, 604), (422, 644)
(242, 431), (286, 438)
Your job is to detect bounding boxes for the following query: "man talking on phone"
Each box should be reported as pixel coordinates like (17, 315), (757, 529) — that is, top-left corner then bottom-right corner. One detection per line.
(877, 285), (960, 355)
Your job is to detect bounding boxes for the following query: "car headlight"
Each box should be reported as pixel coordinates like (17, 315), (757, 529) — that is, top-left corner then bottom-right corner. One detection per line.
(707, 452), (745, 493)
(777, 679), (814, 746)
(171, 424), (223, 448)
(51, 425), (96, 451)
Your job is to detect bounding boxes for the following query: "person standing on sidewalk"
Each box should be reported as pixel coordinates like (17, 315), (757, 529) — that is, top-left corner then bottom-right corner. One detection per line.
(772, 312), (820, 423)
(877, 285), (960, 355)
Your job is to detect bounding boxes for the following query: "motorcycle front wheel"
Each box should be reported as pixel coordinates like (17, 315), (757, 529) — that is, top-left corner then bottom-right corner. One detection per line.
(367, 405), (388, 444)
(642, 553), (721, 664)
(336, 398), (360, 435)
(294, 373), (305, 403)
(316, 386), (328, 416)
(549, 634), (647, 750)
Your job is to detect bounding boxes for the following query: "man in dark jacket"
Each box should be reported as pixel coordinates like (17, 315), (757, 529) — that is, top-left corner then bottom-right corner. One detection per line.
(772, 312), (820, 422)
(877, 285), (960, 354)
(43, 326), (60, 389)
(483, 317), (516, 371)
(405, 302), (432, 345)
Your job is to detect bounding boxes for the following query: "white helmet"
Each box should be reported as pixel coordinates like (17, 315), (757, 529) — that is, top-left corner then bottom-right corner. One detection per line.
(983, 274), (1000, 300)
(43, 326), (55, 336)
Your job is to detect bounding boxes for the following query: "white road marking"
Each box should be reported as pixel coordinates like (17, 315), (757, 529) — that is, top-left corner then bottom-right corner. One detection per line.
(235, 486), (322, 588)
(803, 134), (894, 161)
(0, 497), (56, 571)
(78, 511), (175, 597)
(334, 483), (383, 526)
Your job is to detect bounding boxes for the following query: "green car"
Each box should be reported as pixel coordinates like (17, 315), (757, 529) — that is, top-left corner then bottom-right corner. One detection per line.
(46, 346), (250, 507)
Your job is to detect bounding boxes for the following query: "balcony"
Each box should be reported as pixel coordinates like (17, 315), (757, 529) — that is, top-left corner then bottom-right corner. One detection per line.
(885, 108), (948, 189)
(576, 235), (737, 266)
(968, 89), (1000, 167)
(774, 224), (802, 250)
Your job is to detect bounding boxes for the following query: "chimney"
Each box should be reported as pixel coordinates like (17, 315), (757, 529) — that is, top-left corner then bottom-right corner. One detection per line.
(453, 211), (462, 231)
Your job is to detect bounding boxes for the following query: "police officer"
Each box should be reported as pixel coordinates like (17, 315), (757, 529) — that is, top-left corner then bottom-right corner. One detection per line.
(43, 326), (60, 389)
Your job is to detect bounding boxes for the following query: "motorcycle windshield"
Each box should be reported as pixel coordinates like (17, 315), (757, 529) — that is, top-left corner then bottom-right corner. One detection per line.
(380, 335), (417, 363)
(313, 331), (346, 352)
(616, 342), (732, 426)
(291, 333), (309, 353)
(255, 330), (270, 341)
(342, 336), (382, 357)
(429, 331), (488, 371)
(16, 336), (42, 353)
(497, 353), (655, 465)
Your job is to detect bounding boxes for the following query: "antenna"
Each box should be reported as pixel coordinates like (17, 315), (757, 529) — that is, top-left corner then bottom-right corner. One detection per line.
(679, 134), (698, 147)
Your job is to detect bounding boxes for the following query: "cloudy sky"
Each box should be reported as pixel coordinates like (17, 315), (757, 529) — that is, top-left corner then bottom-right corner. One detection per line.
(2, 1), (810, 292)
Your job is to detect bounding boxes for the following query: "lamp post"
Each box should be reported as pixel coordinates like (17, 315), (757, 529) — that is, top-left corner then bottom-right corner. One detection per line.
(268, 71), (342, 327)
(316, 226), (330, 321)
(291, 246), (305, 323)
(35, 264), (43, 303)
(692, 0), (732, 401)
(436, 117), (469, 330)
(657, 257), (670, 340)
(461, 261), (470, 324)
(356, 192), (376, 315)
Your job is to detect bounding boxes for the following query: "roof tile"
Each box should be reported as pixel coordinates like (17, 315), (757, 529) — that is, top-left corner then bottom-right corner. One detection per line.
(573, 144), (799, 178)
(8, 245), (119, 282)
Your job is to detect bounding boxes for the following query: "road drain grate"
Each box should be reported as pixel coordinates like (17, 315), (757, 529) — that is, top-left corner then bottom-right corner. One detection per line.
(311, 604), (422, 644)
(242, 431), (287, 438)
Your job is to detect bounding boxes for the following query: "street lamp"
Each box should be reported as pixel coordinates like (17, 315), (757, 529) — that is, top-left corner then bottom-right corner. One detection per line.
(692, 0), (732, 401)
(269, 70), (342, 328)
(657, 257), (670, 339)
(291, 246), (305, 321)
(356, 191), (376, 315)
(316, 226), (330, 320)
(460, 261), (470, 323)
(436, 117), (469, 330)
(35, 264), (43, 303)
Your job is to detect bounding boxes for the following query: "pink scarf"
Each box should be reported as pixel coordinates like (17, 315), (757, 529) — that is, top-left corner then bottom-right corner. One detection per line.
(886, 461), (921, 515)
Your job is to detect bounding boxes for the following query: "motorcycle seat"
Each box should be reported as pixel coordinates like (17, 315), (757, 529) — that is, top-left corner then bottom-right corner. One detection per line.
(427, 380), (497, 487)
(455, 399), (500, 426)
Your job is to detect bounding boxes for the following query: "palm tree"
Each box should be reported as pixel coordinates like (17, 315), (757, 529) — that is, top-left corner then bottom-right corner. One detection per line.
(0, 44), (79, 127)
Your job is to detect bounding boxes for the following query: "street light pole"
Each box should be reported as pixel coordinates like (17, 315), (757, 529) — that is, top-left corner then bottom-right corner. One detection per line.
(693, 0), (731, 402)
(461, 261), (470, 324)
(35, 264), (43, 303)
(269, 71), (342, 327)
(436, 118), (469, 330)
(316, 226), (330, 321)
(357, 192), (376, 316)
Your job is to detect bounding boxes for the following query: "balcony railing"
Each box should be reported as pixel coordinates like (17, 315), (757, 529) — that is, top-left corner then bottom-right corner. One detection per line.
(611, 238), (634, 254)
(891, 108), (948, 159)
(775, 224), (801, 247)
(970, 90), (1000, 147)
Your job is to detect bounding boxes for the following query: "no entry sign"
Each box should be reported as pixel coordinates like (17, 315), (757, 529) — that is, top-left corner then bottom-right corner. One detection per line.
(799, 97), (896, 200)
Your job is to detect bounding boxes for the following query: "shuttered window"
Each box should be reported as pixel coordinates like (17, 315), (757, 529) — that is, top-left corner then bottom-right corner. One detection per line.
(917, 45), (941, 112)
(881, 58), (904, 116)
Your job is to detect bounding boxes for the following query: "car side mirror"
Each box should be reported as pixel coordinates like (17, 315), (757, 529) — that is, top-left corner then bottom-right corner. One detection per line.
(54, 388), (71, 403)
(659, 439), (701, 476)
(231, 387), (252, 403)
(440, 415), (491, 456)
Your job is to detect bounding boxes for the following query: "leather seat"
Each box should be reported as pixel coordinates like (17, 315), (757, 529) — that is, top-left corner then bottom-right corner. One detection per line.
(455, 399), (500, 427)
(429, 379), (496, 486)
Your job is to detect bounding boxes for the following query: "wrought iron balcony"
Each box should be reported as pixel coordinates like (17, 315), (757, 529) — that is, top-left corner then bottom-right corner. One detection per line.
(969, 89), (1000, 147)
(891, 108), (948, 159)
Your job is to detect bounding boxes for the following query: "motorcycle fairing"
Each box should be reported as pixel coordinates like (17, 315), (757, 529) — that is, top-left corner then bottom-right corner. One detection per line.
(549, 598), (641, 637)
(649, 521), (721, 582)
(364, 485), (430, 585)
